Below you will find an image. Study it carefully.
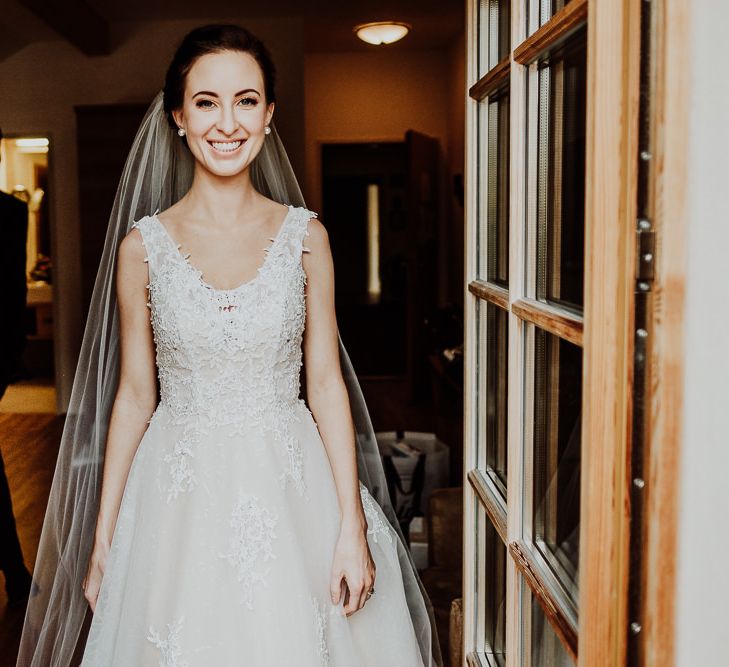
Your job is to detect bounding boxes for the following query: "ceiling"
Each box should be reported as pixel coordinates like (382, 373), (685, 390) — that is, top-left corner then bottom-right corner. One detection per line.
(2, 0), (464, 58)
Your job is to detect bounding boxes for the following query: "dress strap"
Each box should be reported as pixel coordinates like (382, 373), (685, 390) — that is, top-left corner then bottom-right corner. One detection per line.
(129, 213), (171, 280)
(284, 206), (318, 257)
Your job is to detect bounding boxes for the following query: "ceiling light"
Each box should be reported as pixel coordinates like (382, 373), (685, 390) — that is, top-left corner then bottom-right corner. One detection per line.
(354, 21), (411, 46)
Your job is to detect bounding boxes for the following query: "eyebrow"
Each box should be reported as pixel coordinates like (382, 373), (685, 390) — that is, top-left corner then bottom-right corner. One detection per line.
(192, 89), (260, 98)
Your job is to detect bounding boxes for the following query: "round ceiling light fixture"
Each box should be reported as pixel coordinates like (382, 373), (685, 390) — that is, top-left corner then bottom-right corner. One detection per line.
(354, 21), (411, 46)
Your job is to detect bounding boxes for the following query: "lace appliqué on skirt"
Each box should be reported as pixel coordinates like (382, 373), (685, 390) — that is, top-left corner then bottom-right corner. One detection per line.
(147, 617), (188, 667)
(310, 596), (332, 666)
(219, 492), (278, 609)
(359, 483), (393, 544)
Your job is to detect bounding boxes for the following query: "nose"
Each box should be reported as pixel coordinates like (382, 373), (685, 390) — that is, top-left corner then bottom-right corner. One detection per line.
(216, 102), (237, 135)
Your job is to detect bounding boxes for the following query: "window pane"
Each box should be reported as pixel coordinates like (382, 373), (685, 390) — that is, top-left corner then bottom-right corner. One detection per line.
(490, 0), (512, 67)
(528, 0), (576, 32)
(529, 593), (574, 666)
(478, 0), (490, 77)
(477, 100), (489, 278)
(484, 303), (508, 492)
(535, 28), (587, 311)
(478, 509), (507, 664)
(532, 328), (582, 602)
(486, 87), (510, 287)
(480, 0), (512, 73)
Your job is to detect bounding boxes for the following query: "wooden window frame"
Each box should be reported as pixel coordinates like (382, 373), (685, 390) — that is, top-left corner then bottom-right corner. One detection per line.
(463, 0), (662, 664)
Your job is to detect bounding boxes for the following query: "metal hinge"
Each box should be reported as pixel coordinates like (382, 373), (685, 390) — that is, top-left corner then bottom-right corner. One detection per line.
(636, 219), (656, 285)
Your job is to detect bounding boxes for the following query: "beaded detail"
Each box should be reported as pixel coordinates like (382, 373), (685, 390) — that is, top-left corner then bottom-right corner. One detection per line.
(132, 206), (316, 502)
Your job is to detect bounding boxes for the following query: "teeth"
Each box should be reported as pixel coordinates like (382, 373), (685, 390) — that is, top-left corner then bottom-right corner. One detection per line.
(211, 140), (242, 152)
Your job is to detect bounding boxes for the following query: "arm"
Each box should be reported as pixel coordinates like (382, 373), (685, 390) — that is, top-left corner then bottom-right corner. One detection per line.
(83, 228), (158, 611)
(301, 217), (375, 616)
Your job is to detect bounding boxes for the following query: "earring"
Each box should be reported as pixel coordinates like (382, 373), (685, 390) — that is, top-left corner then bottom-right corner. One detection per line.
(177, 127), (186, 137)
(264, 126), (271, 135)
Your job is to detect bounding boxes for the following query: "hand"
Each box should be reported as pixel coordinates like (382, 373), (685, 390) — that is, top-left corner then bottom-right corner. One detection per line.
(82, 541), (109, 613)
(329, 523), (376, 617)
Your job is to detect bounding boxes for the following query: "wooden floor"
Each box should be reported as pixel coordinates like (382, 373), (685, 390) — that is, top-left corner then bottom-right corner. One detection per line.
(0, 413), (63, 667)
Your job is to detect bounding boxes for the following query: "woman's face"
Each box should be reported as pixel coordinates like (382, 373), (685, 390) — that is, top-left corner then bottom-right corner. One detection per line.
(172, 50), (274, 178)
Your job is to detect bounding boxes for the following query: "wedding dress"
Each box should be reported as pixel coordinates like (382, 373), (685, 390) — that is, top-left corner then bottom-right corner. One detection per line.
(79, 204), (426, 666)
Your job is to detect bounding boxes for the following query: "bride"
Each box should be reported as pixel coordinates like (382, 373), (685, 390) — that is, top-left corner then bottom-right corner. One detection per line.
(17, 24), (442, 666)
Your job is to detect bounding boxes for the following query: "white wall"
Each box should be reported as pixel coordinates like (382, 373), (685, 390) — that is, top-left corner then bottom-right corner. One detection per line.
(0, 17), (305, 411)
(674, 1), (729, 663)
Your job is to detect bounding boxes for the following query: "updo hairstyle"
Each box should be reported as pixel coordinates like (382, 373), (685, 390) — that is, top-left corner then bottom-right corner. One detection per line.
(162, 24), (277, 131)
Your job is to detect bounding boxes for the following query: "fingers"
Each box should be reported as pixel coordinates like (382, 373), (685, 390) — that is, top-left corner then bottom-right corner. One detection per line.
(344, 579), (363, 616)
(83, 562), (105, 613)
(342, 571), (376, 616)
(83, 577), (99, 613)
(330, 575), (342, 604)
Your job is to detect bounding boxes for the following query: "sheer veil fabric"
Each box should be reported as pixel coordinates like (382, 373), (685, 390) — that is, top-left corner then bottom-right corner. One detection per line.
(16, 91), (443, 667)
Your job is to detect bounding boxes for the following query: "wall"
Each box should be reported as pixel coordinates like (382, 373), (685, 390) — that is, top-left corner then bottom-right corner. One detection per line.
(304, 43), (465, 307)
(0, 16), (305, 411)
(304, 48), (451, 214)
(674, 1), (729, 663)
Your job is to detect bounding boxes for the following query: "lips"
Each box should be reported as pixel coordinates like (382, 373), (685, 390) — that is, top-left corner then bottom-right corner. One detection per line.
(208, 139), (245, 154)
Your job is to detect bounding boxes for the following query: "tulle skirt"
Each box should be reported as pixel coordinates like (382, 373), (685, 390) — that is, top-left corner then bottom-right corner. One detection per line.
(80, 400), (425, 666)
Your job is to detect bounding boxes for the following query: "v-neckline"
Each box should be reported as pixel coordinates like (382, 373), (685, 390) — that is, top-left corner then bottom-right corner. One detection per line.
(151, 204), (295, 294)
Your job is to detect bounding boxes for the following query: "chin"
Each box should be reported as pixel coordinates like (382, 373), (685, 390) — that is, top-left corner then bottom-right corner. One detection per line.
(206, 161), (250, 178)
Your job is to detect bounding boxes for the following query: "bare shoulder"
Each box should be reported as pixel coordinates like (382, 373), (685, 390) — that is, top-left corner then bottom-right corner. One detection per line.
(116, 226), (149, 288)
(118, 226), (147, 263)
(301, 213), (333, 281)
(303, 213), (330, 249)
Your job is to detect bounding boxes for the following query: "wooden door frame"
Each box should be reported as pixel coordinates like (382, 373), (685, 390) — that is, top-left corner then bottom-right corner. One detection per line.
(579, 1), (689, 664)
(641, 2), (690, 664)
(577, 0), (640, 663)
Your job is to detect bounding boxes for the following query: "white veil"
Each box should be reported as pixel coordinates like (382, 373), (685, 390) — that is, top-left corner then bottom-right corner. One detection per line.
(17, 91), (443, 667)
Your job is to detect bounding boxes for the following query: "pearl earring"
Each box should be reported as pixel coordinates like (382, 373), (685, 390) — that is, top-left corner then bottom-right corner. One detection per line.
(177, 127), (186, 137)
(264, 126), (271, 135)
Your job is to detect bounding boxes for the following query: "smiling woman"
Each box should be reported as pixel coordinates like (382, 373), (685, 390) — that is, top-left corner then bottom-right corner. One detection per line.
(17, 23), (442, 667)
(166, 49), (274, 176)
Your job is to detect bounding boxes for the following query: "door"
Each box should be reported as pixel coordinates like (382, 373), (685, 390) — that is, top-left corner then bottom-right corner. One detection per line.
(405, 130), (440, 400)
(463, 1), (645, 664)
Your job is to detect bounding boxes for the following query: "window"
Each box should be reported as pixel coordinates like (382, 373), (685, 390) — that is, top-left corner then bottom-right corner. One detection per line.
(476, 505), (507, 665)
(465, 0), (593, 663)
(466, 0), (670, 663)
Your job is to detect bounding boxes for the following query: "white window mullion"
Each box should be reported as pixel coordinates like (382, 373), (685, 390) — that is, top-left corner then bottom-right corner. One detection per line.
(464, 0), (484, 658)
(505, 0), (529, 664)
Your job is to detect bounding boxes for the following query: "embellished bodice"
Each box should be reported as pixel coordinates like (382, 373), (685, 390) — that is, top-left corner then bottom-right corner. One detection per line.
(130, 205), (316, 499)
(132, 205), (313, 422)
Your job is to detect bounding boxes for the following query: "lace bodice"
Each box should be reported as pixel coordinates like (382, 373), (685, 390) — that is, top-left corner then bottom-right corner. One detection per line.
(131, 205), (317, 499)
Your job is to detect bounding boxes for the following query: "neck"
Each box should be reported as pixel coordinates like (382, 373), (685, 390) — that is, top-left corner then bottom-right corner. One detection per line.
(184, 162), (263, 227)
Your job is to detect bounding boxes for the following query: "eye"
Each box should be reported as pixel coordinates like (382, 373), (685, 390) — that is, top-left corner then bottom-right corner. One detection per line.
(195, 99), (215, 109)
(238, 96), (258, 107)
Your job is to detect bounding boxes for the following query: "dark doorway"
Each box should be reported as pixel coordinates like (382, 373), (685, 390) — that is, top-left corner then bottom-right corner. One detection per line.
(322, 141), (409, 377)
(322, 132), (440, 400)
(75, 103), (148, 318)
